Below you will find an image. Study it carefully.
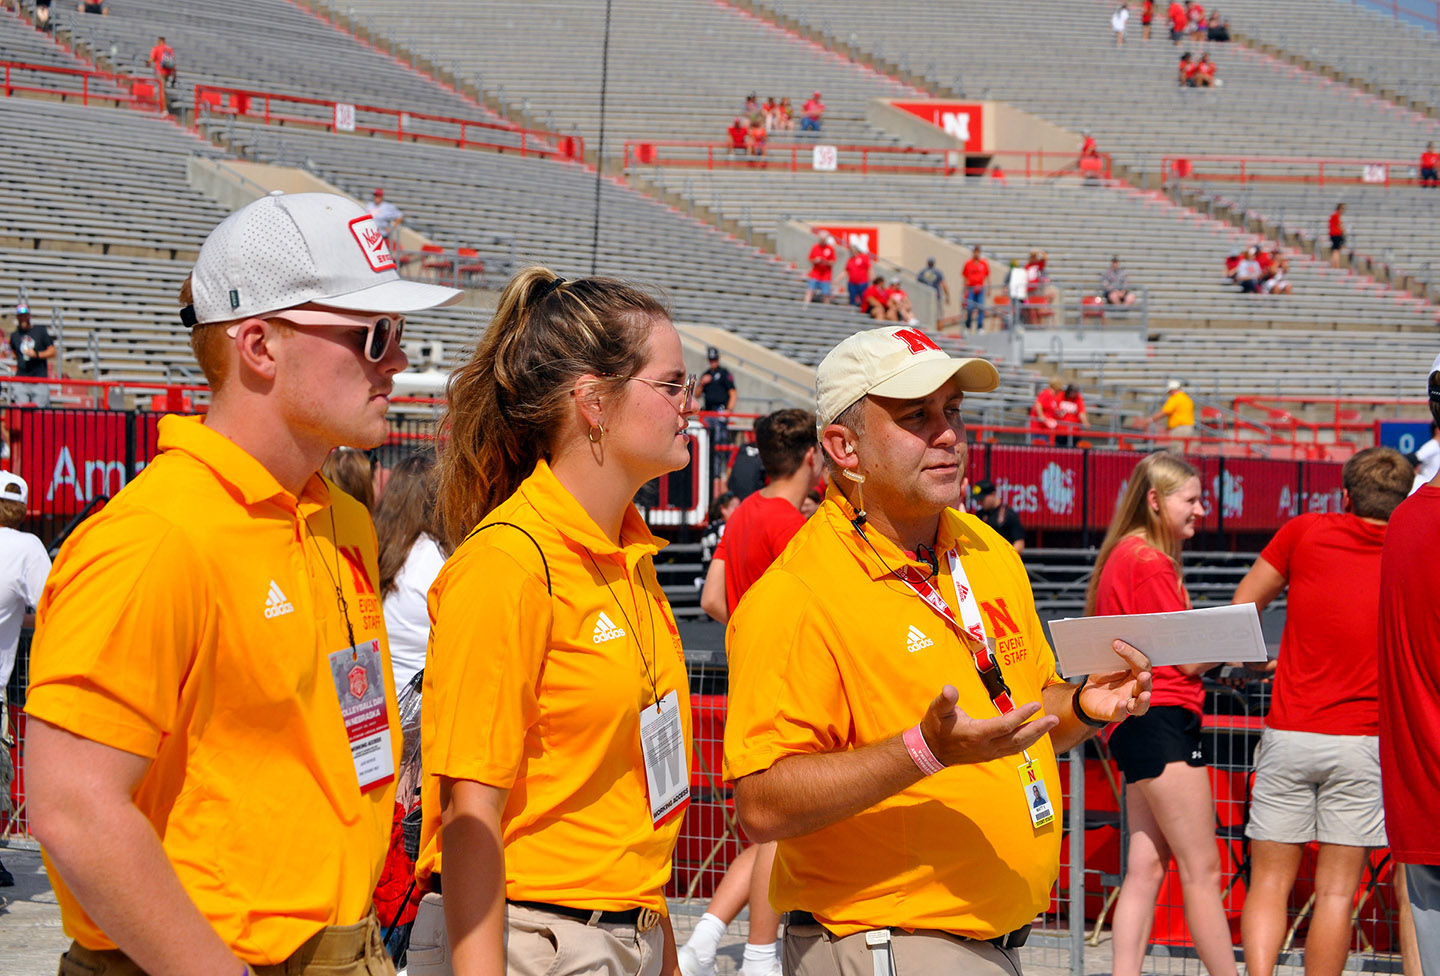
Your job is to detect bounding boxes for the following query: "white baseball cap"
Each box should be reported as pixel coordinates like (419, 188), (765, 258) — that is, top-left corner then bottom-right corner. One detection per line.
(815, 326), (1000, 431)
(0, 471), (27, 505)
(182, 192), (462, 327)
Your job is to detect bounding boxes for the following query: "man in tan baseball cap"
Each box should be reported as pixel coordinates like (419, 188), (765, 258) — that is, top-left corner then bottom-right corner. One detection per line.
(723, 325), (1151, 976)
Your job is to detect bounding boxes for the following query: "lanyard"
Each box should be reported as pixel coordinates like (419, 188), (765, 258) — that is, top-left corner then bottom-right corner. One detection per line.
(585, 548), (662, 709)
(304, 505), (358, 653)
(896, 549), (1017, 715)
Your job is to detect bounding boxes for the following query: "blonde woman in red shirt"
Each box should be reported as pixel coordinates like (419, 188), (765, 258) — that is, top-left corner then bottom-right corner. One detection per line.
(1087, 451), (1237, 976)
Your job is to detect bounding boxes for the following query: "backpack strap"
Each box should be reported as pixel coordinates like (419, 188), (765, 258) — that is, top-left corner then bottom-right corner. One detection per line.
(463, 521), (552, 594)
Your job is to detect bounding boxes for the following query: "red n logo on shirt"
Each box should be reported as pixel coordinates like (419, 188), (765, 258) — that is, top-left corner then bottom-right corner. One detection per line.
(338, 545), (377, 595)
(892, 328), (940, 355)
(981, 598), (1019, 638)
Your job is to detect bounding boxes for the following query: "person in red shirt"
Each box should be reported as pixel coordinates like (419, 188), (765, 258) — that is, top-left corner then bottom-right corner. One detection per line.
(746, 116), (767, 159)
(860, 275), (892, 320)
(1233, 447), (1413, 976)
(1194, 52), (1217, 87)
(1029, 378), (1063, 443)
(1088, 451), (1238, 976)
(1187, 0), (1207, 37)
(1141, 0), (1155, 40)
(885, 276), (915, 324)
(1379, 353), (1440, 973)
(726, 117), (747, 155)
(147, 35), (176, 86)
(1329, 202), (1346, 267)
(844, 247), (873, 308)
(688, 408), (821, 976)
(1168, 0), (1187, 43)
(1420, 142), (1437, 188)
(800, 91), (825, 132)
(961, 245), (990, 332)
(1178, 52), (1198, 86)
(804, 234), (836, 304)
(1055, 383), (1087, 446)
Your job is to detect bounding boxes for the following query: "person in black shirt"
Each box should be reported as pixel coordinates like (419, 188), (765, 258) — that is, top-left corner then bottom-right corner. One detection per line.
(973, 480), (1025, 552)
(8, 303), (55, 407)
(699, 346), (737, 446)
(726, 442), (765, 500)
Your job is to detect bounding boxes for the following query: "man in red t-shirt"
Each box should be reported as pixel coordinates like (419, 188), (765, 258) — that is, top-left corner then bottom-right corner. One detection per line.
(860, 275), (892, 321)
(147, 36), (176, 86)
(1379, 353), (1440, 972)
(701, 407), (820, 622)
(1168, 1), (1187, 42)
(845, 248), (873, 308)
(960, 245), (990, 332)
(1232, 446), (1414, 976)
(1420, 142), (1438, 188)
(800, 91), (825, 132)
(1328, 202), (1346, 267)
(804, 234), (836, 304)
(727, 117), (748, 154)
(1030, 378), (1062, 442)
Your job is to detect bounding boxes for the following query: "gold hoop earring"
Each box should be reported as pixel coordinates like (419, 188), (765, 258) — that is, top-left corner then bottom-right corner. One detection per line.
(588, 424), (605, 444)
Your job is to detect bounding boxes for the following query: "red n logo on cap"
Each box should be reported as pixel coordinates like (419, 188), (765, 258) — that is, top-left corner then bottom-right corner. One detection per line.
(348, 215), (396, 273)
(893, 328), (940, 355)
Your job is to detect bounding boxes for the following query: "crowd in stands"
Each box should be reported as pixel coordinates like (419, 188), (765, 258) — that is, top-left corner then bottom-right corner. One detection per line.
(1226, 244), (1292, 295)
(726, 91), (824, 156)
(1030, 378), (1089, 446)
(1178, 51), (1219, 87)
(1167, 0), (1229, 44)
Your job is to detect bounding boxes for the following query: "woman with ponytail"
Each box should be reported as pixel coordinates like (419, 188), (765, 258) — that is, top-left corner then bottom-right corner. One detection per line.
(1088, 451), (1237, 976)
(409, 268), (697, 976)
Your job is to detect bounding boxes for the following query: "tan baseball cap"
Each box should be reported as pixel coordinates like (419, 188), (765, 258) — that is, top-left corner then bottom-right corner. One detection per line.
(815, 326), (1000, 431)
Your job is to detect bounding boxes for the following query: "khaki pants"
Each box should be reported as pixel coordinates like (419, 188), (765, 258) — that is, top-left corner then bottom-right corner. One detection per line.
(57, 910), (393, 976)
(407, 894), (664, 976)
(784, 917), (1023, 976)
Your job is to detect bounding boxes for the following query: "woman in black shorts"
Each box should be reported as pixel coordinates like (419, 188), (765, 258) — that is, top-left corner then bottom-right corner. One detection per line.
(1086, 451), (1237, 976)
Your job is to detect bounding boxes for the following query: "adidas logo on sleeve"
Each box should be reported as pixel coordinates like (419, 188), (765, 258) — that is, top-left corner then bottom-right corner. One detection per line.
(592, 611), (627, 644)
(265, 580), (295, 618)
(906, 624), (934, 653)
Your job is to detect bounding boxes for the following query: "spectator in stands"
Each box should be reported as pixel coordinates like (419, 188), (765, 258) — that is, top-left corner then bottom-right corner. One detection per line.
(1178, 51), (1198, 86)
(1235, 247), (1262, 293)
(1410, 421), (1439, 494)
(1193, 52), (1217, 87)
(1031, 378), (1064, 444)
(1186, 1), (1208, 38)
(1026, 249), (1059, 325)
(33, 0), (54, 32)
(147, 36), (177, 90)
(962, 245), (990, 332)
(416, 267), (694, 976)
(800, 91), (825, 132)
(1057, 383), (1088, 446)
(861, 275), (892, 320)
(1007, 258), (1028, 328)
(1091, 451), (1235, 976)
(1378, 352), (1440, 976)
(0, 471), (50, 889)
(376, 454), (445, 693)
(1261, 247), (1292, 295)
(1168, 0), (1188, 43)
(887, 276), (917, 325)
(1224, 248), (1242, 282)
(804, 233), (836, 304)
(366, 188), (404, 250)
(845, 247), (874, 308)
(700, 346), (738, 447)
(1113, 2), (1130, 44)
(726, 117), (748, 155)
(725, 326), (1151, 976)
(1329, 202), (1346, 267)
(8, 302), (55, 407)
(762, 96), (779, 131)
(747, 115), (768, 157)
(743, 93), (759, 117)
(916, 256), (950, 310)
(25, 191), (459, 976)
(1234, 447), (1413, 976)
(1101, 256), (1137, 305)
(76, 0), (106, 13)
(321, 445), (375, 511)
(1206, 10), (1230, 41)
(973, 479), (1025, 551)
(1420, 143), (1438, 188)
(1080, 131), (1100, 161)
(1141, 0), (1155, 40)
(776, 97), (795, 131)
(1152, 379), (1196, 442)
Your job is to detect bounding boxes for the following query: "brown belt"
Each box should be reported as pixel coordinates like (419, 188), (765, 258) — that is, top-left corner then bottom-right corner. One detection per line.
(59, 909), (387, 976)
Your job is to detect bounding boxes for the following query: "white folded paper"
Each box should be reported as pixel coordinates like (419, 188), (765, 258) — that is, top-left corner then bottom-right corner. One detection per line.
(1048, 603), (1267, 679)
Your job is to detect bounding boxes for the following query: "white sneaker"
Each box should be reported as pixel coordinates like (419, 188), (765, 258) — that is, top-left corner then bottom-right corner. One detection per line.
(677, 944), (714, 976)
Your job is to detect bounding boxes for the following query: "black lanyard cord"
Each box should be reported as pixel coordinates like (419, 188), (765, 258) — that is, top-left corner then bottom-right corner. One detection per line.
(305, 504), (359, 653)
(585, 547), (661, 708)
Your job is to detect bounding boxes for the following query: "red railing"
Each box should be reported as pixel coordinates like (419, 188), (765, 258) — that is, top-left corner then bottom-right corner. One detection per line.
(0, 374), (209, 411)
(968, 422), (1358, 461)
(191, 84), (584, 160)
(1231, 394), (1429, 443)
(1, 60), (160, 109)
(1163, 154), (1433, 187)
(1353, 0), (1440, 31)
(623, 140), (1113, 180)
